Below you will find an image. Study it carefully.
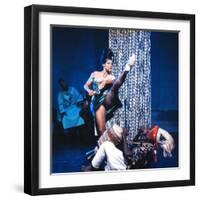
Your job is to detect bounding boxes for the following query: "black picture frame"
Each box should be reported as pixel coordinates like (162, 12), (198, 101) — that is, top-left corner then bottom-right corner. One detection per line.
(24, 4), (195, 196)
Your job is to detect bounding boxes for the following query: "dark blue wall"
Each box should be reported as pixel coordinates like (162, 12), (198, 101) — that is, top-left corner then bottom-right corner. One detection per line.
(151, 32), (178, 111)
(52, 27), (108, 106)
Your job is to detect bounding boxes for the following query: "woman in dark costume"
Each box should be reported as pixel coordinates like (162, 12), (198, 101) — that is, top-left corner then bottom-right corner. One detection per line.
(84, 48), (135, 136)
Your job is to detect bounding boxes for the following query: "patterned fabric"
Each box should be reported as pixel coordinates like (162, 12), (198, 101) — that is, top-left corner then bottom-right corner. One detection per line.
(90, 84), (122, 121)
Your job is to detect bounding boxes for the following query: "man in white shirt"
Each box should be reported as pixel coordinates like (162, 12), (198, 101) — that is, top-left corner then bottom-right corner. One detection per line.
(84, 124), (132, 171)
(57, 79), (85, 130)
(91, 140), (127, 171)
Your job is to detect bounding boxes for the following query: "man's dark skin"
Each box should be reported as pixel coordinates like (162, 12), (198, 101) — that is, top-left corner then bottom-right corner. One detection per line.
(58, 79), (69, 119)
(58, 79), (69, 91)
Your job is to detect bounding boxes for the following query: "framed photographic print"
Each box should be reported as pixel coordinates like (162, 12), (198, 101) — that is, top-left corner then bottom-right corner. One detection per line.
(24, 4), (195, 195)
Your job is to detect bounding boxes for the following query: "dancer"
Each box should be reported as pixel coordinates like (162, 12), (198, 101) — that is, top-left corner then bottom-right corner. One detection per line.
(84, 48), (135, 136)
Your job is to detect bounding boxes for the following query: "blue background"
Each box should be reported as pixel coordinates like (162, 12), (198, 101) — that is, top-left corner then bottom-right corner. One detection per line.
(52, 27), (178, 173)
(52, 27), (178, 112)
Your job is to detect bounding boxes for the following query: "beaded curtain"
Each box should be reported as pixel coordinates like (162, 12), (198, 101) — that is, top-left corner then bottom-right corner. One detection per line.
(108, 29), (151, 141)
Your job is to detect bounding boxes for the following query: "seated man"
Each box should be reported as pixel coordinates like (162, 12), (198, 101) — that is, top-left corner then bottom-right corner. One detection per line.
(147, 125), (175, 158)
(83, 124), (175, 171)
(84, 124), (132, 171)
(57, 79), (85, 130)
(133, 125), (175, 157)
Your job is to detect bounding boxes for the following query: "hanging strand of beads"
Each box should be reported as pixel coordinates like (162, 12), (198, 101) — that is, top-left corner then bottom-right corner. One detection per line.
(108, 29), (151, 141)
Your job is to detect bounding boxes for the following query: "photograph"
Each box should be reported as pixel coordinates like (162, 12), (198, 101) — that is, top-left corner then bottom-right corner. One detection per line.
(51, 26), (178, 174)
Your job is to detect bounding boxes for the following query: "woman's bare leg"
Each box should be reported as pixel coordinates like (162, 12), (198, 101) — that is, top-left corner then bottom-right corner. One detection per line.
(95, 105), (106, 136)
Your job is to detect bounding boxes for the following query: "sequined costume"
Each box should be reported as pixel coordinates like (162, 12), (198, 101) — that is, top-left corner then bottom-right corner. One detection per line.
(89, 70), (131, 121)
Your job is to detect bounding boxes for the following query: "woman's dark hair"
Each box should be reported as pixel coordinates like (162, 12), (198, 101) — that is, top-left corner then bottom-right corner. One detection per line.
(100, 48), (114, 65)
